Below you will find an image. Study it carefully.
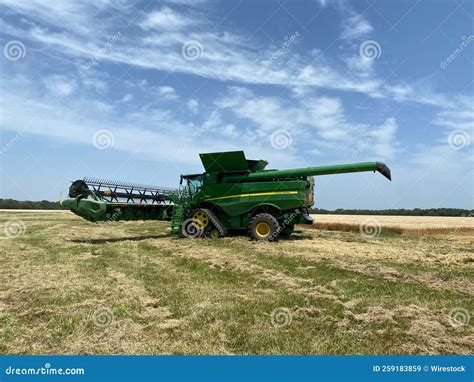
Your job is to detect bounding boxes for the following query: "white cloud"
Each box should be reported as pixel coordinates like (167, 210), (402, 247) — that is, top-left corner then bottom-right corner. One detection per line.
(140, 7), (193, 30)
(341, 14), (373, 40)
(157, 86), (178, 100)
(317, 0), (330, 8)
(187, 98), (199, 114)
(122, 93), (133, 102)
(0, 76), (303, 169)
(44, 75), (77, 96)
(344, 55), (374, 76)
(433, 109), (474, 131)
(217, 87), (365, 143)
(372, 117), (398, 159)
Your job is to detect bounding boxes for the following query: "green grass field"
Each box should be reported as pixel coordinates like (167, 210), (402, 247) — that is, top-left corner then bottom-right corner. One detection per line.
(1, 211), (472, 355)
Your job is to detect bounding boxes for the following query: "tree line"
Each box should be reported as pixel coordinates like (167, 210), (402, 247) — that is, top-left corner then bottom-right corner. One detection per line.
(0, 198), (472, 217)
(0, 199), (66, 210)
(310, 208), (473, 217)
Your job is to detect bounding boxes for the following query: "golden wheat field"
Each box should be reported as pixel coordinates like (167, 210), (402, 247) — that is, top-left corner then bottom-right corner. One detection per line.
(0, 210), (473, 355)
(310, 214), (474, 236)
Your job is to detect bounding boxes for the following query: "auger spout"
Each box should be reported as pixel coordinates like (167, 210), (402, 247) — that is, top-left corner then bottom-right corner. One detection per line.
(223, 161), (391, 183)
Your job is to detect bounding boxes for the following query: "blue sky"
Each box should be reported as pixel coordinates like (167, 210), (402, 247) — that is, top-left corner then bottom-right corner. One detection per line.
(0, 0), (472, 209)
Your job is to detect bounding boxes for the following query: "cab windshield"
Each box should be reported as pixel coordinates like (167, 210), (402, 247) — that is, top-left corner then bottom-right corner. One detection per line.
(185, 176), (203, 195)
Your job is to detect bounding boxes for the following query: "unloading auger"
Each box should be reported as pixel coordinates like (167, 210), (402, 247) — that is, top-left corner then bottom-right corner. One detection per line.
(62, 151), (391, 241)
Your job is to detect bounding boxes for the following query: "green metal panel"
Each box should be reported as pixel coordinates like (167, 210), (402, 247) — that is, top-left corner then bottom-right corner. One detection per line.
(198, 182), (250, 216)
(199, 151), (249, 173)
(246, 180), (304, 212)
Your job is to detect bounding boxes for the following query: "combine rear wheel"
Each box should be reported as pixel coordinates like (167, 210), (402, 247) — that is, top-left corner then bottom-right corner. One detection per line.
(249, 213), (280, 241)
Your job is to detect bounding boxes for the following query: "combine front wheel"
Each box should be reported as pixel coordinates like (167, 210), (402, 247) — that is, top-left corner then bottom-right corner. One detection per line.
(249, 213), (280, 241)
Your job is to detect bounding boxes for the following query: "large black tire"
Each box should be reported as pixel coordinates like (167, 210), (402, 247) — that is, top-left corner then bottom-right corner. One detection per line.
(248, 213), (280, 241)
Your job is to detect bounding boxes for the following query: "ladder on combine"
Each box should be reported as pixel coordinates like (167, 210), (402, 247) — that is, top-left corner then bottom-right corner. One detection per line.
(170, 205), (185, 235)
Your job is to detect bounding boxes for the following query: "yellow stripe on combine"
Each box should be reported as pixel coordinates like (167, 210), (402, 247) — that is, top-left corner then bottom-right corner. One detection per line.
(205, 191), (298, 201)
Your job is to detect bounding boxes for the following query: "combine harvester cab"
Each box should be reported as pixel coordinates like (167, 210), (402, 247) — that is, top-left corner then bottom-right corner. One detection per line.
(62, 151), (391, 241)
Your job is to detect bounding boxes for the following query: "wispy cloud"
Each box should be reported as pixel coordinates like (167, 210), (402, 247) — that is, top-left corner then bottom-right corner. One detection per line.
(0, 0), (445, 105)
(44, 75), (77, 96)
(341, 14), (373, 40)
(139, 7), (196, 31)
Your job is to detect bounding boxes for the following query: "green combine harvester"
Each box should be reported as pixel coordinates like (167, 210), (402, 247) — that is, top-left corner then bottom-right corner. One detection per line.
(62, 151), (391, 241)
